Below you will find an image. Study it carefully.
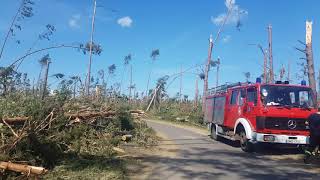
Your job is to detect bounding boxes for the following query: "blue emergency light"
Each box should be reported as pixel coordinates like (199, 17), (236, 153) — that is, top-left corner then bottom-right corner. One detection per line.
(256, 77), (261, 83)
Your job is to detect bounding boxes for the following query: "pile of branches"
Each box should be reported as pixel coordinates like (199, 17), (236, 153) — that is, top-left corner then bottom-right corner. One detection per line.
(130, 110), (146, 120)
(0, 98), (137, 178)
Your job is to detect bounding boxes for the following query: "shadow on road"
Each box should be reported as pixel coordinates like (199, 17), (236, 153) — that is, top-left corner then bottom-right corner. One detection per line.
(137, 145), (319, 180)
(143, 121), (320, 179)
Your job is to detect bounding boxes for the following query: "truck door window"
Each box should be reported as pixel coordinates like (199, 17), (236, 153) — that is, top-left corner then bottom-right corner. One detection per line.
(247, 88), (257, 105)
(230, 90), (239, 105)
(239, 89), (246, 106)
(289, 92), (295, 104)
(299, 91), (309, 105)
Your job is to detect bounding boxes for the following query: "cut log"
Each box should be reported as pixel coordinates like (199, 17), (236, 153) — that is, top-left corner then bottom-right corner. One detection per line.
(0, 161), (47, 175)
(121, 134), (133, 142)
(2, 117), (29, 124)
(112, 147), (125, 154)
(129, 110), (145, 114)
(64, 111), (116, 119)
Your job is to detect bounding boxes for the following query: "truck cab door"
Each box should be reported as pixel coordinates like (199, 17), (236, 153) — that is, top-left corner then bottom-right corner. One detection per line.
(243, 87), (258, 122)
(225, 89), (240, 127)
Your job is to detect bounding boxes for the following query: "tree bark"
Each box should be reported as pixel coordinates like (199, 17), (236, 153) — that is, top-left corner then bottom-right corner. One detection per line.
(85, 0), (97, 96)
(41, 60), (50, 100)
(306, 21), (317, 100)
(202, 36), (213, 113)
(268, 25), (274, 83)
(0, 161), (47, 175)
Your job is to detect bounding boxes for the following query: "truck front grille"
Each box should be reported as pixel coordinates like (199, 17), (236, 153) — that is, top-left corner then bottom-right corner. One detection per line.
(256, 117), (307, 131)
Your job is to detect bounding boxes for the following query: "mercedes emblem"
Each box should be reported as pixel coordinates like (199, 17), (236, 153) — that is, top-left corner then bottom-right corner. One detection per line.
(287, 120), (297, 129)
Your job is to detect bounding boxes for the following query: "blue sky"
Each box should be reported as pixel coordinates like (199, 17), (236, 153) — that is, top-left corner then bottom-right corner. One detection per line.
(0, 0), (320, 98)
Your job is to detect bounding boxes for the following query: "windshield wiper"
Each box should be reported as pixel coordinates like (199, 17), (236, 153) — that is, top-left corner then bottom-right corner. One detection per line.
(267, 103), (291, 109)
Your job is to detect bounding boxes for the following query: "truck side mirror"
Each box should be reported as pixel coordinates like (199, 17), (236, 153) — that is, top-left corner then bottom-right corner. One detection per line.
(244, 101), (254, 112)
(246, 101), (254, 107)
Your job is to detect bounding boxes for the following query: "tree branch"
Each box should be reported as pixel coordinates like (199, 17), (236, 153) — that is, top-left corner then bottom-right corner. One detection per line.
(213, 2), (234, 45)
(294, 47), (306, 53)
(2, 119), (19, 138)
(0, 0), (24, 60)
(297, 40), (306, 46)
(9, 44), (83, 67)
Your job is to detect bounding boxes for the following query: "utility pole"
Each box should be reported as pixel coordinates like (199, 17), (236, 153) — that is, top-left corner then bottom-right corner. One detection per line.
(305, 21), (317, 99)
(179, 64), (182, 104)
(268, 24), (274, 83)
(85, 0), (97, 96)
(202, 35), (213, 112)
(194, 77), (199, 108)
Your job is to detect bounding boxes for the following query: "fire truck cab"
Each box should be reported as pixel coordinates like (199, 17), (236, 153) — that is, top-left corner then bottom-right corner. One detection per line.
(204, 79), (317, 152)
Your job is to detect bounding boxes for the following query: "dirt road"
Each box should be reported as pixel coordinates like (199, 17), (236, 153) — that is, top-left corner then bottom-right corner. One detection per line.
(141, 120), (320, 180)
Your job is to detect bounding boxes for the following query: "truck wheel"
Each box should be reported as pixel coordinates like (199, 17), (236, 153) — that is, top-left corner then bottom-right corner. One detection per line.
(211, 124), (220, 141)
(239, 129), (253, 152)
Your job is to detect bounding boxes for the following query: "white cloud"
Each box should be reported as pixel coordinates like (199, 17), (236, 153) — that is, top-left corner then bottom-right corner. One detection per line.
(211, 0), (248, 26)
(69, 14), (81, 29)
(222, 35), (231, 43)
(117, 16), (133, 28)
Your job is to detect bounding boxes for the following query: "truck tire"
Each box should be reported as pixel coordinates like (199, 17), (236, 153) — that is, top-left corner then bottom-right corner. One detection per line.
(239, 129), (253, 152)
(210, 124), (220, 141)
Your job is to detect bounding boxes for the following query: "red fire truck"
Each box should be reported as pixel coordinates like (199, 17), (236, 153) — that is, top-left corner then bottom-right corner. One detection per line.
(204, 79), (317, 152)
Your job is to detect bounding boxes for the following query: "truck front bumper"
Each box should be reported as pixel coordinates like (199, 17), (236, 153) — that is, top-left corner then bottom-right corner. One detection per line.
(252, 132), (309, 145)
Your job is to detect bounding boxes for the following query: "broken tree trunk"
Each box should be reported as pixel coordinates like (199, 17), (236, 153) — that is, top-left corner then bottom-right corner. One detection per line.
(202, 35), (213, 113)
(305, 21), (317, 100)
(0, 161), (47, 175)
(146, 85), (159, 111)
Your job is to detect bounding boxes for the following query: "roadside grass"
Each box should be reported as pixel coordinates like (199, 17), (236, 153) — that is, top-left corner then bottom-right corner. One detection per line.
(44, 154), (128, 180)
(145, 116), (208, 136)
(43, 119), (158, 180)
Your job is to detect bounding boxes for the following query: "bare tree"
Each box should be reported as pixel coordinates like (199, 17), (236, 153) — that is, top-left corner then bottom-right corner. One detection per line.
(85, 0), (97, 96)
(295, 21), (317, 99)
(70, 76), (81, 98)
(120, 54), (131, 94)
(106, 64), (116, 89)
(0, 0), (35, 60)
(243, 72), (250, 82)
(279, 65), (285, 81)
(305, 21), (316, 98)
(146, 49), (160, 97)
(249, 43), (268, 83)
(15, 24), (56, 70)
(202, 2), (233, 112)
(38, 54), (51, 99)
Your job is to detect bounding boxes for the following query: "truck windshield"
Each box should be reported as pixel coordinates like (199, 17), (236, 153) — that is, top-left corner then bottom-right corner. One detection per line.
(260, 85), (315, 108)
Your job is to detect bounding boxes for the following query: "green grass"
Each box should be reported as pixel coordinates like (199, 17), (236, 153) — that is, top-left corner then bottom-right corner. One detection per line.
(44, 155), (129, 180)
(150, 115), (207, 130)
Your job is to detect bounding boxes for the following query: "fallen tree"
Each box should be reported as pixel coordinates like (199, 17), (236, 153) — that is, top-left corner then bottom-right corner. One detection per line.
(64, 111), (116, 119)
(0, 161), (47, 175)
